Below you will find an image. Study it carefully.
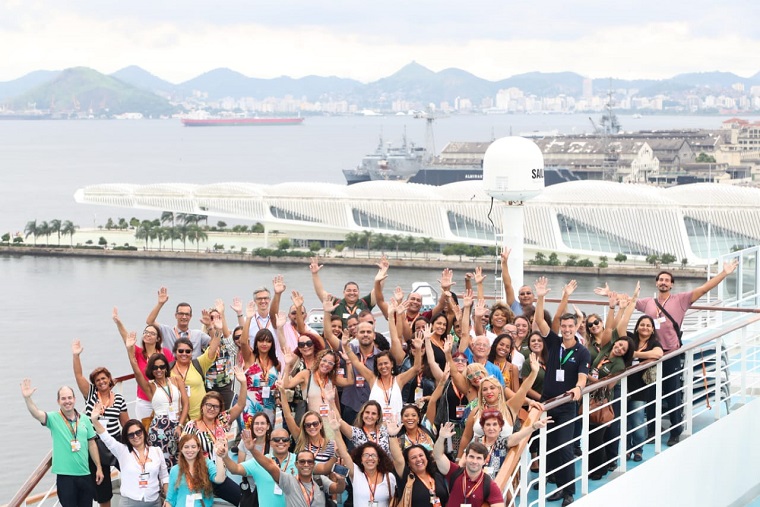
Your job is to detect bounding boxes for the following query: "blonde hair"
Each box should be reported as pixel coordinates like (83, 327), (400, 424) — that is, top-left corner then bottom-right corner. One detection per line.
(295, 410), (328, 454)
(476, 376), (510, 422)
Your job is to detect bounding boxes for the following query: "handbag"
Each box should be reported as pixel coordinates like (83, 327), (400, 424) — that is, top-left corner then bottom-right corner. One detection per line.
(642, 365), (657, 385)
(588, 390), (614, 425)
(239, 477), (258, 507)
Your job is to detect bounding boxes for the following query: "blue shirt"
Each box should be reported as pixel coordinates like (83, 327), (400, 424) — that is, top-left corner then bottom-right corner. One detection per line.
(462, 349), (506, 386)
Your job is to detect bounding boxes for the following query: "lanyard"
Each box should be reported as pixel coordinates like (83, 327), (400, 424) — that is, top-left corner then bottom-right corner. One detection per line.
(298, 479), (315, 506)
(559, 347), (575, 368)
(133, 447), (150, 473)
(255, 315), (270, 330)
(378, 376), (393, 405)
(59, 411), (79, 439)
(363, 426), (378, 443)
(159, 381), (174, 404)
(97, 390), (114, 409)
(173, 327), (189, 339)
(462, 470), (486, 498)
(365, 471), (381, 501)
(451, 382), (464, 404)
(314, 373), (329, 403)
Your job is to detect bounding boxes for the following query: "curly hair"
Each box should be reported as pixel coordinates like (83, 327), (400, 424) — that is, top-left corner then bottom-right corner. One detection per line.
(402, 444), (437, 476)
(88, 367), (115, 388)
(311, 349), (339, 383)
(175, 433), (213, 499)
(350, 441), (394, 475)
(489, 302), (515, 327)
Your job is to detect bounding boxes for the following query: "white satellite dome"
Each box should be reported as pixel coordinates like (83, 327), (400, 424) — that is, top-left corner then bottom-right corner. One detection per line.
(482, 136), (545, 201)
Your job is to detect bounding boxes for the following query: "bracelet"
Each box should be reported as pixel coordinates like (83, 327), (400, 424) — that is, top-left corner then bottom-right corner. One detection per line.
(237, 314), (243, 318)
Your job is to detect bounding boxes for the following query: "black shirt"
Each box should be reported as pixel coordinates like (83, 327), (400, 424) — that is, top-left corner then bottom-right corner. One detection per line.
(541, 330), (591, 401)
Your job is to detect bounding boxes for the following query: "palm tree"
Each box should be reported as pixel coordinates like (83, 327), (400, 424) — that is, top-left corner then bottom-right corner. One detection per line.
(136, 221), (155, 248)
(344, 232), (360, 258)
(49, 219), (62, 245)
(186, 225), (208, 252)
(160, 211), (175, 228)
(371, 233), (388, 256)
(24, 220), (38, 245)
(402, 235), (417, 257)
(37, 221), (51, 244)
(419, 237), (436, 260)
(155, 226), (170, 251)
(390, 234), (403, 259)
(361, 230), (373, 258)
(61, 220), (77, 247)
(176, 224), (189, 251)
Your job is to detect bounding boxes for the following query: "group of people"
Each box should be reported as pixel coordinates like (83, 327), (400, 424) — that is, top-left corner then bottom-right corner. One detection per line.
(22, 251), (739, 507)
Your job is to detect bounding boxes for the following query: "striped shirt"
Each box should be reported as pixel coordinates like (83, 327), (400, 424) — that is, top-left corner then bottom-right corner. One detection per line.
(84, 384), (127, 439)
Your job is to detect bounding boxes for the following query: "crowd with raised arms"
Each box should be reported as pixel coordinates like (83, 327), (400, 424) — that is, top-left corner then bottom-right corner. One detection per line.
(20, 252), (740, 507)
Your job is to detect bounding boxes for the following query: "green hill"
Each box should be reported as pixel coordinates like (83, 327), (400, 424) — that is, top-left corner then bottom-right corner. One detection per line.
(9, 67), (177, 117)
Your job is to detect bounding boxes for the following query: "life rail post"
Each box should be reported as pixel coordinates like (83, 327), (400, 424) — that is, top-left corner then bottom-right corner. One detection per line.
(7, 451), (52, 507)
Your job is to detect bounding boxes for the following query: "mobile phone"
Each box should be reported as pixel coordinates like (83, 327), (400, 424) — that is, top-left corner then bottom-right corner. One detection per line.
(332, 463), (349, 477)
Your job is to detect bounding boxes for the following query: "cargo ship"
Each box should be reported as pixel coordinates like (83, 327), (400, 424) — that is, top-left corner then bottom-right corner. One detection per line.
(180, 116), (304, 127)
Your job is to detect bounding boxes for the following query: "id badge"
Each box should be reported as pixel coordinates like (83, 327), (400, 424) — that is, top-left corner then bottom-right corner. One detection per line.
(70, 439), (81, 452)
(414, 387), (423, 401)
(273, 483), (283, 495)
(461, 504), (472, 507)
(382, 405), (393, 421)
(337, 368), (345, 376)
(262, 386), (271, 399)
(319, 404), (330, 417)
(185, 385), (192, 397)
(456, 405), (466, 418)
(368, 502), (378, 507)
(138, 472), (149, 488)
(556, 370), (565, 382)
(186, 493), (202, 507)
(98, 418), (108, 427)
(431, 496), (442, 507)
(654, 317), (665, 329)
(215, 359), (225, 371)
(484, 465), (494, 476)
(168, 407), (178, 422)
(356, 376), (365, 388)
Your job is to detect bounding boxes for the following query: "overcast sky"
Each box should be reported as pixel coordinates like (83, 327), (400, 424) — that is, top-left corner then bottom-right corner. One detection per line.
(2, 1), (758, 83)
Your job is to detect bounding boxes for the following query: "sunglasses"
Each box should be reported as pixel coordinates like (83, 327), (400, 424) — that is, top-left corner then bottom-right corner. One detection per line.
(321, 360), (335, 367)
(298, 341), (314, 348)
(519, 292), (533, 296)
(271, 436), (290, 443)
(453, 357), (467, 364)
(588, 320), (601, 327)
(152, 364), (168, 371)
(297, 459), (315, 465)
(304, 421), (321, 429)
(127, 429), (144, 439)
(466, 371), (484, 380)
(176, 349), (192, 354)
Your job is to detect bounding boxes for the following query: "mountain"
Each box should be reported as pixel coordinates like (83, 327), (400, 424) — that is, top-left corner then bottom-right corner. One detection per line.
(670, 71), (751, 89)
(111, 65), (176, 95)
(10, 67), (177, 116)
(0, 70), (61, 102)
(497, 72), (585, 97)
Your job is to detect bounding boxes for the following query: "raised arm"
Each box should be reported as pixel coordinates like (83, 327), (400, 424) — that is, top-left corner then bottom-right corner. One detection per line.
(214, 299), (231, 338)
(277, 382), (301, 438)
(240, 304), (254, 365)
(309, 256), (328, 301)
(551, 280), (576, 334)
(230, 297), (245, 329)
(598, 292), (618, 349)
(125, 332), (154, 396)
(388, 300), (407, 365)
(270, 274), (286, 326)
(212, 440), (227, 483)
(501, 247), (517, 307)
(344, 341), (375, 385)
(395, 336), (423, 387)
(112, 307), (129, 344)
(327, 415), (355, 481)
(691, 258), (739, 303)
(71, 339), (91, 397)
(228, 367), (248, 420)
(433, 422), (455, 474)
(373, 256), (390, 319)
(425, 370), (448, 423)
(446, 341), (469, 395)
(534, 277), (551, 337)
(321, 295), (341, 350)
(507, 354), (540, 414)
(458, 289), (473, 345)
(21, 379), (46, 424)
(425, 330), (446, 383)
(387, 423), (405, 476)
(146, 286), (169, 327)
(203, 313), (222, 359)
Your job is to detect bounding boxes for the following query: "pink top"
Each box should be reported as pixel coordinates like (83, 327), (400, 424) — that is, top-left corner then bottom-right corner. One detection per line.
(636, 291), (692, 352)
(135, 346), (175, 401)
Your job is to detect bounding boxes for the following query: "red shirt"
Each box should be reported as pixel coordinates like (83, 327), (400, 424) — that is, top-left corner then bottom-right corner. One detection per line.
(445, 461), (503, 507)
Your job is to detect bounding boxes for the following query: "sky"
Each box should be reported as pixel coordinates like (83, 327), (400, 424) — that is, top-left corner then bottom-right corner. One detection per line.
(2, 1), (759, 84)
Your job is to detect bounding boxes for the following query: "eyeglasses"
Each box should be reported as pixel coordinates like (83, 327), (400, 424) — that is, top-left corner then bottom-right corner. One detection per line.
(143, 330), (158, 337)
(453, 357), (467, 364)
(297, 459), (315, 465)
(271, 436), (290, 443)
(127, 429), (144, 439)
(588, 320), (601, 327)
(176, 311), (192, 317)
(298, 341), (314, 348)
(255, 297), (270, 301)
(362, 453), (378, 459)
(204, 403), (221, 411)
(519, 292), (533, 296)
(152, 364), (168, 371)
(304, 421), (321, 429)
(321, 360), (335, 367)
(466, 371), (484, 380)
(176, 349), (192, 354)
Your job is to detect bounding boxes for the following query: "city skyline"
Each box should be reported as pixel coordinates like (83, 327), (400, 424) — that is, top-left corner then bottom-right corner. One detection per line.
(2, 1), (759, 83)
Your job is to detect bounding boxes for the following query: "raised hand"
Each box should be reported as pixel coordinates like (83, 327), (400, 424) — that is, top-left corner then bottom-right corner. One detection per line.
(233, 365), (246, 383)
(246, 300), (256, 319)
(277, 311), (287, 327)
(213, 315), (223, 330)
(532, 416), (553, 431)
(439, 421), (456, 439)
(327, 412), (341, 432)
(90, 401), (105, 420)
(462, 288), (473, 308)
(594, 283), (610, 297)
(283, 350), (297, 366)
(618, 293), (631, 309)
(472, 266), (486, 284)
(291, 291), (304, 308)
(375, 255), (390, 282)
(411, 335), (423, 353)
(273, 274), (286, 295)
(385, 419), (401, 437)
(607, 291), (618, 309)
(200, 309), (212, 327)
(534, 277), (550, 298)
(438, 268), (455, 291)
(529, 352), (540, 372)
(230, 297), (243, 315)
(157, 286), (169, 304)
(20, 378), (36, 398)
(500, 246), (511, 264)
(309, 256), (323, 274)
(473, 299), (487, 318)
(442, 335), (453, 355)
(633, 280), (641, 299)
(563, 280), (577, 297)
(72, 339), (83, 356)
(322, 293), (338, 313)
(396, 300), (410, 315)
(394, 286), (404, 304)
(422, 323), (434, 341)
(126, 331), (137, 349)
(112, 306), (121, 323)
(215, 438), (228, 457)
(724, 258), (739, 275)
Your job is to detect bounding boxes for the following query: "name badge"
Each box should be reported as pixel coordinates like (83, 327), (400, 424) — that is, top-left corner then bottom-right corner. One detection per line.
(382, 405), (393, 421)
(319, 404), (330, 417)
(70, 439), (81, 452)
(461, 504), (472, 507)
(273, 484), (283, 495)
(556, 370), (565, 382)
(215, 359), (226, 371)
(138, 472), (149, 488)
(337, 368), (345, 376)
(185, 386), (192, 397)
(431, 497), (442, 507)
(456, 405), (466, 419)
(356, 376), (365, 388)
(414, 387), (424, 401)
(168, 408), (178, 422)
(368, 502), (378, 507)
(262, 386), (271, 399)
(654, 317), (665, 329)
(186, 493), (202, 507)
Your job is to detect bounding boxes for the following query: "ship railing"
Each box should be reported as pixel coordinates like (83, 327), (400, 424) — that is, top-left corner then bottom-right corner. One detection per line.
(6, 374), (137, 507)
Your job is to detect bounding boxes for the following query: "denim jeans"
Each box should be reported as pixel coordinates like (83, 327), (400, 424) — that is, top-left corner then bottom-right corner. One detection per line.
(628, 400), (647, 453)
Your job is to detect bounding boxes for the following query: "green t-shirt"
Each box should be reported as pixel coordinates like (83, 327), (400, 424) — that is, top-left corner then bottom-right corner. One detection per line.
(331, 294), (373, 325)
(591, 331), (626, 380)
(45, 411), (96, 476)
(521, 359), (545, 395)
